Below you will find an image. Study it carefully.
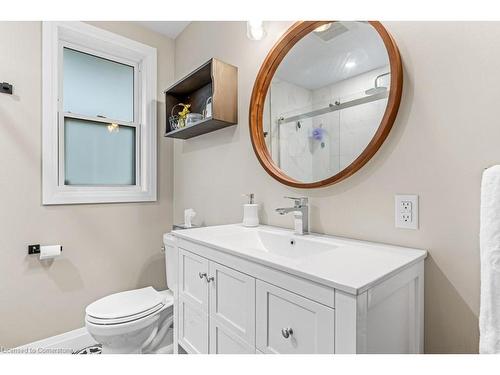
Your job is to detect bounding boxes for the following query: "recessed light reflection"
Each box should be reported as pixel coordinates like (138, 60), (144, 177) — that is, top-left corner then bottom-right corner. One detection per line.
(314, 23), (332, 33)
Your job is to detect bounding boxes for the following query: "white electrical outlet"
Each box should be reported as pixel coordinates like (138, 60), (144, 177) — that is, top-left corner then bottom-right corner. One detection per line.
(395, 195), (419, 229)
(401, 212), (411, 223)
(401, 201), (412, 212)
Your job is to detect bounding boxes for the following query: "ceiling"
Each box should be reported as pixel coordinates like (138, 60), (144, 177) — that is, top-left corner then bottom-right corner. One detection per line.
(275, 21), (389, 90)
(136, 21), (191, 39)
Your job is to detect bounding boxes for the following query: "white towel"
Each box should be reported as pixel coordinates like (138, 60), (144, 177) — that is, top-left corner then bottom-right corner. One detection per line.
(480, 165), (500, 353)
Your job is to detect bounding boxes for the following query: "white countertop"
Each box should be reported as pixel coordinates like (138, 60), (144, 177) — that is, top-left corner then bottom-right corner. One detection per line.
(172, 224), (427, 295)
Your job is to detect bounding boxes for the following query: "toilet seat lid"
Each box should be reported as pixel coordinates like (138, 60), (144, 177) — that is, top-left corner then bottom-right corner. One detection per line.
(86, 287), (165, 320)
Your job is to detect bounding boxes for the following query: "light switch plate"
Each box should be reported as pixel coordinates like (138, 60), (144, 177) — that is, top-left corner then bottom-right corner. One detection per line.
(395, 194), (419, 229)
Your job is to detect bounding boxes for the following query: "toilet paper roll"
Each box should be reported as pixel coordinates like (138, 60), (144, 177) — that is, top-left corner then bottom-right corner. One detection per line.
(39, 245), (62, 260)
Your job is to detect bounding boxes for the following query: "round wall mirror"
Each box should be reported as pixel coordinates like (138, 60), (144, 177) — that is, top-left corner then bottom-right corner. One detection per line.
(249, 21), (403, 188)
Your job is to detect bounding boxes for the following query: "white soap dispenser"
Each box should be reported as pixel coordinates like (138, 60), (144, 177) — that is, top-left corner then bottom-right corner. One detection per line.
(242, 193), (259, 227)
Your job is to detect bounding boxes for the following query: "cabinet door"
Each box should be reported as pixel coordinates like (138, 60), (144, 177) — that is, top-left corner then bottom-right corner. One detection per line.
(177, 249), (210, 354)
(178, 248), (209, 312)
(209, 261), (256, 345)
(256, 280), (335, 354)
(178, 298), (209, 354)
(209, 319), (255, 354)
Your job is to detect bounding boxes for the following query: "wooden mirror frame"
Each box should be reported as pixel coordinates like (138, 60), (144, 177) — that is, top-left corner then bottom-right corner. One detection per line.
(249, 21), (403, 188)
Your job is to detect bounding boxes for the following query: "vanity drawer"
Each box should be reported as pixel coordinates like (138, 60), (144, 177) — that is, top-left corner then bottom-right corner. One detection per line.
(256, 280), (335, 354)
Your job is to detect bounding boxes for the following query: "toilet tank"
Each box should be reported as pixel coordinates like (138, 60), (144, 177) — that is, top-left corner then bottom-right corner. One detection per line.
(163, 233), (177, 293)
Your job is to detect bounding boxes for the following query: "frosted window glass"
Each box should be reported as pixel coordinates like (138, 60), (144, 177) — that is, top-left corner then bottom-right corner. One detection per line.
(64, 119), (136, 185)
(63, 48), (134, 122)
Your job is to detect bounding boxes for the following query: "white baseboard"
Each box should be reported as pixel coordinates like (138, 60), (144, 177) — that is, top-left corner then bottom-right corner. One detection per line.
(13, 327), (96, 354)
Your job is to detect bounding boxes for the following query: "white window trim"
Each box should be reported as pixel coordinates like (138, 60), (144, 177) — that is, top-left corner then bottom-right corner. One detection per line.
(42, 21), (157, 205)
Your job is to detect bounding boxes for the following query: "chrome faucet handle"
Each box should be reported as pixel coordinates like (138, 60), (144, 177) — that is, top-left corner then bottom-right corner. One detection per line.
(284, 196), (308, 207)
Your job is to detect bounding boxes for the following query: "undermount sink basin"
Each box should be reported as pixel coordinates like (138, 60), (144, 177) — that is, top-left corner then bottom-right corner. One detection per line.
(215, 229), (334, 259)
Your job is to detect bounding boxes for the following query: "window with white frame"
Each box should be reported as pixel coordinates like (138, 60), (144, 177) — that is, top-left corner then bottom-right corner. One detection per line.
(42, 22), (157, 204)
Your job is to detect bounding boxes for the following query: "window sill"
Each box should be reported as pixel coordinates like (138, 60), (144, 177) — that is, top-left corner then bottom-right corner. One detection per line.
(42, 185), (157, 205)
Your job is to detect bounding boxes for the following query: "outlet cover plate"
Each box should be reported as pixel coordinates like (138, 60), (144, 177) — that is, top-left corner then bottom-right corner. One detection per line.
(395, 194), (419, 229)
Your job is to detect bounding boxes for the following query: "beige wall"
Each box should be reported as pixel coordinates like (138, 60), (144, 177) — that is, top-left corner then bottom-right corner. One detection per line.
(0, 21), (174, 348)
(173, 21), (495, 353)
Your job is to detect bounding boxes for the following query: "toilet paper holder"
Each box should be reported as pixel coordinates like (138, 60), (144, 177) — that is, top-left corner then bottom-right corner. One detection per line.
(28, 244), (63, 255)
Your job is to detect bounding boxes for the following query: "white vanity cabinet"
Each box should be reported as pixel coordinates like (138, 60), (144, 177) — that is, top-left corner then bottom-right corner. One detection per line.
(172, 224), (426, 354)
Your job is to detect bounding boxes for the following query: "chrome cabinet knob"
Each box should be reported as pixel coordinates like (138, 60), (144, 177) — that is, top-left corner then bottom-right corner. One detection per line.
(206, 276), (215, 283)
(281, 327), (293, 339)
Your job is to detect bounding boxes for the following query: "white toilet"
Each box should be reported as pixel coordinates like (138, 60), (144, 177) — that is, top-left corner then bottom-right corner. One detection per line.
(85, 233), (177, 354)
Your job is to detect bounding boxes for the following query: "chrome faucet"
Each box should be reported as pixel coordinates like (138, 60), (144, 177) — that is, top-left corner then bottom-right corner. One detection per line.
(275, 197), (309, 235)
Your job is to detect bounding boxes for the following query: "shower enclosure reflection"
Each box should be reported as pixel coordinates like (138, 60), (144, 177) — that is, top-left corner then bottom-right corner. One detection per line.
(262, 21), (391, 183)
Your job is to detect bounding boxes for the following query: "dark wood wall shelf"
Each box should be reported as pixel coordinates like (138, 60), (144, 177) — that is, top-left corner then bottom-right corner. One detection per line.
(164, 58), (238, 140)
